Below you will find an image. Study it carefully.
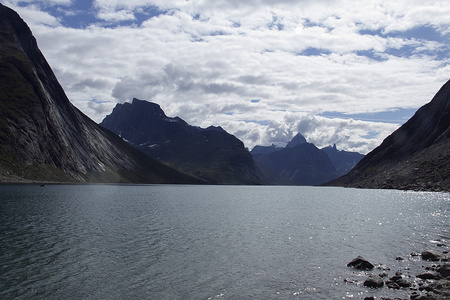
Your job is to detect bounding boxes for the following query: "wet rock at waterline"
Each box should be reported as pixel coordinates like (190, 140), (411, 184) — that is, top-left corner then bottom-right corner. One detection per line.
(363, 275), (384, 288)
(347, 256), (374, 270)
(345, 250), (450, 300)
(421, 249), (448, 261)
(438, 264), (450, 278)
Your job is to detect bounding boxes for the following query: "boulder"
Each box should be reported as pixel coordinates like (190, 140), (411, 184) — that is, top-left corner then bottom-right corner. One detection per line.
(347, 256), (374, 270)
(421, 250), (444, 261)
(387, 274), (411, 288)
(417, 272), (440, 280)
(396, 278), (412, 287)
(363, 275), (384, 288)
(386, 281), (400, 289)
(438, 264), (450, 278)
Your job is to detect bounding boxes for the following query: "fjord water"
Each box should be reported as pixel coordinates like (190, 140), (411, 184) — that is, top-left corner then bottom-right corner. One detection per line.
(0, 185), (448, 299)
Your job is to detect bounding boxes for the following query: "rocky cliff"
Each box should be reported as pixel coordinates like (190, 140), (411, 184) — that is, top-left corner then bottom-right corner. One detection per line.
(0, 4), (200, 184)
(327, 80), (450, 192)
(101, 99), (263, 184)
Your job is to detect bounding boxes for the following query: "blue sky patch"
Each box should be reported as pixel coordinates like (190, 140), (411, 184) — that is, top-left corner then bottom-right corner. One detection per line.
(319, 108), (419, 124)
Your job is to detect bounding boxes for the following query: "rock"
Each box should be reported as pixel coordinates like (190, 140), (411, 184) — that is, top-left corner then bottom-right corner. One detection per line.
(386, 280), (400, 289)
(417, 272), (440, 280)
(396, 278), (412, 287)
(347, 256), (374, 270)
(416, 278), (450, 300)
(412, 295), (434, 300)
(363, 275), (384, 288)
(396, 256), (405, 261)
(422, 250), (444, 261)
(387, 274), (411, 288)
(390, 275), (403, 281)
(363, 297), (375, 300)
(438, 264), (450, 278)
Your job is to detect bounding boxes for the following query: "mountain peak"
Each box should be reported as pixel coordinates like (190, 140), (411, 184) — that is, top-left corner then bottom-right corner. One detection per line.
(286, 133), (307, 148)
(130, 98), (167, 117)
(101, 100), (262, 184)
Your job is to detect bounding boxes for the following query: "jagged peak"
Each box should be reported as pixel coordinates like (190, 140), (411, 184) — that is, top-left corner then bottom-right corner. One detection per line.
(206, 125), (226, 132)
(286, 133), (307, 148)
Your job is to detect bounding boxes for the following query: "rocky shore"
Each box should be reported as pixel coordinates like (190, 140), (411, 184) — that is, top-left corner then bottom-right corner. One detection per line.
(345, 247), (450, 300)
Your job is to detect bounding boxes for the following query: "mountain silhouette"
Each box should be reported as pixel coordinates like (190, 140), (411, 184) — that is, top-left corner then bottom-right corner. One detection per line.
(100, 99), (262, 184)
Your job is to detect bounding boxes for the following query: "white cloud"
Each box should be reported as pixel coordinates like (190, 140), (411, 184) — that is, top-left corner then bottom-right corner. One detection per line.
(97, 10), (136, 22)
(3, 2), (61, 26)
(6, 0), (450, 153)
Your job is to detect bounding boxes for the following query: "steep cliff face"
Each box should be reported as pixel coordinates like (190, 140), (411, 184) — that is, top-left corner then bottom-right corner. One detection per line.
(101, 99), (263, 184)
(0, 4), (200, 184)
(328, 80), (450, 191)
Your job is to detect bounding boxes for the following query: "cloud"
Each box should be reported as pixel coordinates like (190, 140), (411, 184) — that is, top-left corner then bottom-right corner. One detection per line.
(3, 2), (61, 26)
(8, 0), (450, 154)
(97, 10), (136, 22)
(219, 112), (399, 154)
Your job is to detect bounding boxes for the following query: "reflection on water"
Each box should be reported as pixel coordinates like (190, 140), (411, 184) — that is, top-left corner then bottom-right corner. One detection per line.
(0, 185), (448, 299)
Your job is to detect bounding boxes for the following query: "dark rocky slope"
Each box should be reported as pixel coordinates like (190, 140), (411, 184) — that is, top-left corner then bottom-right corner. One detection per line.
(327, 80), (450, 192)
(101, 99), (262, 184)
(0, 4), (200, 184)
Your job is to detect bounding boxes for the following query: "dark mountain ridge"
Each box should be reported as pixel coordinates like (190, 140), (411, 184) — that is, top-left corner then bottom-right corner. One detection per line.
(321, 144), (364, 175)
(253, 141), (339, 185)
(0, 4), (200, 184)
(327, 80), (450, 192)
(251, 133), (364, 185)
(101, 99), (262, 184)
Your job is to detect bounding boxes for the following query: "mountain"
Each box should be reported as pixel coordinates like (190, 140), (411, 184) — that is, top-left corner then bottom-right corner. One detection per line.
(250, 144), (282, 155)
(286, 133), (307, 148)
(100, 99), (262, 184)
(0, 4), (200, 184)
(251, 133), (364, 185)
(327, 80), (450, 192)
(321, 144), (364, 175)
(252, 140), (339, 185)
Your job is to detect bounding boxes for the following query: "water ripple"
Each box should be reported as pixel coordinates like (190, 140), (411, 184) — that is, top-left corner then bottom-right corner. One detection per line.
(0, 185), (448, 299)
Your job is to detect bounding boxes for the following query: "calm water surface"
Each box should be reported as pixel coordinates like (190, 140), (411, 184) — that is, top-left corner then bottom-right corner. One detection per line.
(0, 185), (448, 299)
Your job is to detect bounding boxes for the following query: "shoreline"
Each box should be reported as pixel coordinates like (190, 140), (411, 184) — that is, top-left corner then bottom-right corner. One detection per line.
(346, 246), (449, 300)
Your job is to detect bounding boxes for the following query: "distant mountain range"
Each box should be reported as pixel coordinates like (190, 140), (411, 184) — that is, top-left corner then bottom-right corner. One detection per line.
(250, 134), (364, 185)
(100, 99), (263, 184)
(328, 80), (450, 192)
(100, 100), (365, 185)
(0, 4), (200, 184)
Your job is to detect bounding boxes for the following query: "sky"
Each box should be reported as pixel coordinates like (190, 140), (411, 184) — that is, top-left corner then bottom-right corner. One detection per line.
(2, 0), (450, 154)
